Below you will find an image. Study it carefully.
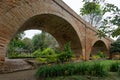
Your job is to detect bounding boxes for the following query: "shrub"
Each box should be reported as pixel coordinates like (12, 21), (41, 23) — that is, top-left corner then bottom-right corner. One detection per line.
(90, 61), (107, 77)
(35, 61), (108, 78)
(74, 62), (89, 75)
(42, 48), (56, 57)
(57, 42), (74, 63)
(92, 55), (101, 60)
(110, 61), (120, 72)
(8, 53), (34, 58)
(35, 48), (57, 63)
(96, 51), (106, 59)
(32, 49), (42, 58)
(118, 65), (120, 75)
(36, 58), (47, 63)
(8, 53), (19, 58)
(35, 63), (75, 78)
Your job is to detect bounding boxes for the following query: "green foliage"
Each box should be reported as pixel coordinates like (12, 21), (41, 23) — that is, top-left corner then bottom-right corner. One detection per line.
(8, 53), (34, 59)
(110, 39), (120, 54)
(110, 61), (120, 72)
(22, 38), (33, 52)
(35, 42), (74, 63)
(41, 48), (57, 63)
(96, 51), (106, 58)
(58, 42), (74, 63)
(42, 48), (56, 56)
(91, 62), (107, 77)
(32, 31), (47, 51)
(32, 31), (59, 51)
(33, 48), (57, 63)
(8, 32), (34, 55)
(35, 61), (108, 78)
(32, 49), (42, 58)
(36, 58), (47, 63)
(80, 2), (101, 15)
(8, 32), (26, 54)
(81, 0), (120, 38)
(97, 4), (120, 37)
(80, 0), (104, 27)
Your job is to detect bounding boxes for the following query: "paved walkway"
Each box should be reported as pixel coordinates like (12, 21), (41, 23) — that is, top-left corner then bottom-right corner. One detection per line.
(0, 58), (33, 73)
(0, 69), (36, 80)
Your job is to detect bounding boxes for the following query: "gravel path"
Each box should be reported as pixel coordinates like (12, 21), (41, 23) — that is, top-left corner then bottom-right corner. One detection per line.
(0, 69), (37, 80)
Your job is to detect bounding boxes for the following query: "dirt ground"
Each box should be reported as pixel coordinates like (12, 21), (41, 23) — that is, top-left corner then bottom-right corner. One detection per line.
(0, 69), (37, 80)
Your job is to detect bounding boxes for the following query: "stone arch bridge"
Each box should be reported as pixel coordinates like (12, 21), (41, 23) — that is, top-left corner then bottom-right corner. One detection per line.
(0, 0), (113, 62)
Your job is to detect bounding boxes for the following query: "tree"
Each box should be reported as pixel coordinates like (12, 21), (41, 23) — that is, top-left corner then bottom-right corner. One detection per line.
(80, 0), (106, 27)
(45, 33), (59, 49)
(32, 31), (47, 51)
(80, 1), (102, 27)
(32, 31), (59, 51)
(58, 42), (74, 63)
(110, 39), (120, 59)
(22, 37), (33, 53)
(80, 0), (120, 37)
(8, 32), (25, 54)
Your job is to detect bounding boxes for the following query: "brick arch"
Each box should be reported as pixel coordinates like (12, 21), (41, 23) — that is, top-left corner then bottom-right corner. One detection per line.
(3, 13), (83, 60)
(90, 40), (109, 58)
(0, 0), (85, 61)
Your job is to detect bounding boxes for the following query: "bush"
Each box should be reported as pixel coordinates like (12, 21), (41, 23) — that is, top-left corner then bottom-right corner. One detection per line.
(8, 53), (34, 58)
(35, 48), (57, 63)
(42, 48), (56, 57)
(57, 42), (74, 63)
(96, 51), (106, 59)
(92, 55), (101, 60)
(110, 61), (120, 72)
(8, 53), (19, 58)
(35, 61), (108, 78)
(74, 62), (89, 75)
(32, 49), (42, 58)
(36, 58), (47, 63)
(90, 61), (107, 77)
(35, 63), (75, 78)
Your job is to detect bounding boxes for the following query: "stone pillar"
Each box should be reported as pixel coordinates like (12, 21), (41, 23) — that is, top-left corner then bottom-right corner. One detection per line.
(82, 48), (86, 60)
(0, 47), (5, 65)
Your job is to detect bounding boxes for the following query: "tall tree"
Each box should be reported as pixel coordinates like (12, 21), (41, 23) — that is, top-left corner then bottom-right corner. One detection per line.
(80, 0), (105, 27)
(97, 4), (120, 38)
(110, 38), (120, 59)
(22, 37), (33, 53)
(80, 0), (119, 28)
(8, 32), (25, 53)
(81, 0), (120, 38)
(80, 1), (102, 27)
(32, 31), (47, 51)
(32, 31), (59, 51)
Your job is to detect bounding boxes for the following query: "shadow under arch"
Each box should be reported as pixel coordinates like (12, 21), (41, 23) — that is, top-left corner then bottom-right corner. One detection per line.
(90, 40), (109, 59)
(10, 13), (82, 58)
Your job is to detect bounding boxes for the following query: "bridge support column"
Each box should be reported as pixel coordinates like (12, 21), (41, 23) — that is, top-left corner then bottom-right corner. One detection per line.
(85, 46), (91, 61)
(82, 48), (86, 60)
(0, 48), (5, 65)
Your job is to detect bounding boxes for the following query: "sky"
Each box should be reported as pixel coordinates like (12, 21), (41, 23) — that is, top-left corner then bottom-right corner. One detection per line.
(24, 0), (120, 39)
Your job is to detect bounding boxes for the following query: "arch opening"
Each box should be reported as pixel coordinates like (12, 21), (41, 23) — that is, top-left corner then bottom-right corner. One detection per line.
(7, 29), (60, 57)
(90, 40), (108, 59)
